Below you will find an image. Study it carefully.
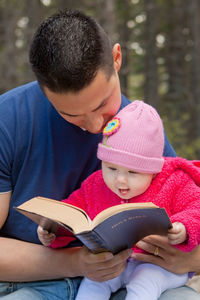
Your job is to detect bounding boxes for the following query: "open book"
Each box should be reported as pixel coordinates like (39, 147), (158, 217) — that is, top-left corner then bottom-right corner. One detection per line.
(15, 196), (172, 254)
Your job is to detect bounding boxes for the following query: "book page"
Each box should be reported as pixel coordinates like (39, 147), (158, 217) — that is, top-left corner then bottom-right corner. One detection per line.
(16, 197), (91, 234)
(91, 202), (158, 229)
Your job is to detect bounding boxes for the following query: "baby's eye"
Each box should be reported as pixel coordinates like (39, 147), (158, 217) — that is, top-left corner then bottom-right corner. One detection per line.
(109, 167), (117, 171)
(128, 170), (136, 174)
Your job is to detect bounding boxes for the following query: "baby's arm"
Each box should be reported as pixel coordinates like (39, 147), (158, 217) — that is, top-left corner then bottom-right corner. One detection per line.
(168, 222), (187, 245)
(37, 225), (56, 246)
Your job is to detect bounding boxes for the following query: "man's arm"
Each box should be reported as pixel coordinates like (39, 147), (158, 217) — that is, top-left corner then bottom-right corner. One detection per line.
(133, 235), (200, 274)
(0, 193), (130, 282)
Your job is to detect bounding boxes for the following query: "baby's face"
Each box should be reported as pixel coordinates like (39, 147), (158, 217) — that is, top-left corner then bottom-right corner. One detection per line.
(102, 161), (154, 200)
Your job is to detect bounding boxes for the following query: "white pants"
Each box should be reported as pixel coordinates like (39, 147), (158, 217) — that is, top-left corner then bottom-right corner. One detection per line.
(76, 260), (189, 300)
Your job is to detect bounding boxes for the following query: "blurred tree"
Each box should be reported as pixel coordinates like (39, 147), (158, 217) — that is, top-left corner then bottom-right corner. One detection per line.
(0, 0), (24, 92)
(186, 0), (200, 155)
(158, 0), (190, 156)
(95, 0), (116, 38)
(158, 0), (200, 158)
(143, 0), (159, 107)
(115, 0), (133, 97)
(0, 0), (48, 92)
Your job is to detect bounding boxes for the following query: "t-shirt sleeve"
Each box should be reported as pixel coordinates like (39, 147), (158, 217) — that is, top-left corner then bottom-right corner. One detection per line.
(0, 125), (13, 192)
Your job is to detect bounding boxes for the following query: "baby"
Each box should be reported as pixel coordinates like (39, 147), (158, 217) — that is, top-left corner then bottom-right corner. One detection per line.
(38, 101), (200, 300)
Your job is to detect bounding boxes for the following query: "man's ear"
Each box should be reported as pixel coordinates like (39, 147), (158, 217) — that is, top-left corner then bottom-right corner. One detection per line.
(112, 43), (122, 72)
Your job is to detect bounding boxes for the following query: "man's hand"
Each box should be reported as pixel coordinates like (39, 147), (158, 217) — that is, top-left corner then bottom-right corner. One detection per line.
(132, 235), (200, 274)
(76, 246), (131, 282)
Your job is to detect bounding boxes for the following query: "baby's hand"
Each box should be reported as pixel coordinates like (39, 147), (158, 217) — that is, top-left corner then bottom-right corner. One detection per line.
(168, 222), (187, 245)
(37, 225), (56, 246)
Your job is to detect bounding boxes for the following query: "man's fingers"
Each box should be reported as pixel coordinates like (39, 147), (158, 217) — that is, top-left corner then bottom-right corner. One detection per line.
(137, 235), (175, 254)
(136, 240), (156, 254)
(84, 247), (130, 266)
(141, 234), (169, 246)
(78, 246), (130, 281)
(93, 260), (127, 282)
(134, 241), (166, 260)
(133, 234), (192, 274)
(132, 252), (165, 267)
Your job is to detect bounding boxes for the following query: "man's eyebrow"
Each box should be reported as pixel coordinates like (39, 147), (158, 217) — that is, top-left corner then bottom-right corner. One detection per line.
(59, 98), (108, 117)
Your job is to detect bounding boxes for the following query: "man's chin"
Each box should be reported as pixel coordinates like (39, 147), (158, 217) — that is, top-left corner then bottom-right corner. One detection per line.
(83, 122), (108, 134)
(86, 127), (105, 134)
(88, 130), (103, 134)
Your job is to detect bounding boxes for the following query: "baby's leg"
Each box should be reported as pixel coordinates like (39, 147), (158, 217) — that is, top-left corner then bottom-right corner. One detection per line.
(125, 263), (189, 300)
(75, 275), (123, 300)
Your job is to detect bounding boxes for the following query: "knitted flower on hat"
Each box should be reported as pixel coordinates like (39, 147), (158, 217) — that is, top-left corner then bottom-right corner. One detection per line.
(103, 118), (120, 136)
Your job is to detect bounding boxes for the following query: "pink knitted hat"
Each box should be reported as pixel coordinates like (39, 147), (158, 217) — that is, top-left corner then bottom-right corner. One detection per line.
(97, 100), (164, 173)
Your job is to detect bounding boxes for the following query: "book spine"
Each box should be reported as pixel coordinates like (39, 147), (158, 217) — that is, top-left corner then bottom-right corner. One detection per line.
(76, 231), (107, 253)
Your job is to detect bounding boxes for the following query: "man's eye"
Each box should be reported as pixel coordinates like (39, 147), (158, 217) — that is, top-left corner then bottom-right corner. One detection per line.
(128, 171), (135, 174)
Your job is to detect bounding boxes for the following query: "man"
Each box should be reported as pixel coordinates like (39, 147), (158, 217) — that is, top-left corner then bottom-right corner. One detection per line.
(0, 9), (199, 299)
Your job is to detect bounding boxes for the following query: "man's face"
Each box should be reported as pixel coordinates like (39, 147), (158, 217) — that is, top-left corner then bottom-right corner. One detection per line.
(44, 70), (122, 134)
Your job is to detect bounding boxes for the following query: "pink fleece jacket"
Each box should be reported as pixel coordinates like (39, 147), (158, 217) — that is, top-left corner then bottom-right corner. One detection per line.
(51, 157), (200, 252)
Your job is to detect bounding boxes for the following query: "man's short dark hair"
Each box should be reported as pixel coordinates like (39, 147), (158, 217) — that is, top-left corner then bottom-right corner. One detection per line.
(29, 9), (114, 93)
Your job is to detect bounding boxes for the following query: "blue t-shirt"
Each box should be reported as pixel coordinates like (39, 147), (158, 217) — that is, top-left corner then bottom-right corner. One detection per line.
(0, 81), (176, 244)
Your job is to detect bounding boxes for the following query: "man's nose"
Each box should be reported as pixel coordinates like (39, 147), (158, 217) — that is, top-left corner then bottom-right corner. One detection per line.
(87, 113), (104, 133)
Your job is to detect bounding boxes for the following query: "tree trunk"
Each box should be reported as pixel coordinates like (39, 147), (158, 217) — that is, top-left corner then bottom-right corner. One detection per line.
(143, 0), (159, 108)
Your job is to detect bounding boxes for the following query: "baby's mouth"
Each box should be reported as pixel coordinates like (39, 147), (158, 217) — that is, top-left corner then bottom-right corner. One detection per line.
(118, 188), (130, 196)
